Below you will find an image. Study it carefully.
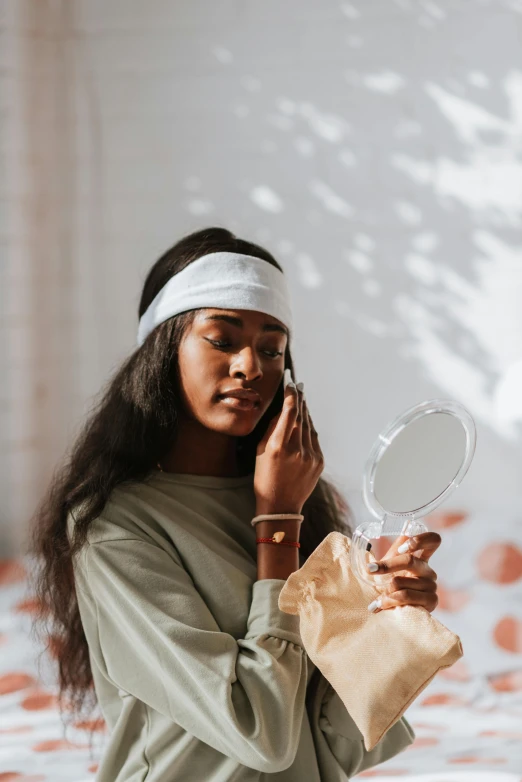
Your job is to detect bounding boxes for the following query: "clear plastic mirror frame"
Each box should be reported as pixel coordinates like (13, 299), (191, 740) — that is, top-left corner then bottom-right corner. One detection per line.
(363, 399), (476, 522)
(351, 399), (476, 587)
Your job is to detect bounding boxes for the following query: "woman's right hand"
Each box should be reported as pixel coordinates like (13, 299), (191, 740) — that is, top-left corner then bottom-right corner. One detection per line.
(254, 369), (324, 515)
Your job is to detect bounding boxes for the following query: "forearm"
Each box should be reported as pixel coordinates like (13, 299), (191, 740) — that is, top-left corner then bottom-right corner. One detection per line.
(255, 515), (302, 581)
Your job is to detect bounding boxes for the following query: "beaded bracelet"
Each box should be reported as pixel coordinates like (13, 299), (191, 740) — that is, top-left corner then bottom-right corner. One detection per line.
(251, 512), (304, 549)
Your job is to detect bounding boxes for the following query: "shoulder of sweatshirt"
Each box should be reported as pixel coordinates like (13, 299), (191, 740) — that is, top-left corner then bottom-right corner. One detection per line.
(65, 481), (177, 554)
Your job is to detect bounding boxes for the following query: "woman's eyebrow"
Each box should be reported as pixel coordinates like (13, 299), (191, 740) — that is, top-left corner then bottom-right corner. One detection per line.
(202, 314), (288, 337)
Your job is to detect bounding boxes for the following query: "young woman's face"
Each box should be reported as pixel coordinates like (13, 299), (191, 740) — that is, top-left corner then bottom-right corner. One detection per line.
(177, 308), (288, 435)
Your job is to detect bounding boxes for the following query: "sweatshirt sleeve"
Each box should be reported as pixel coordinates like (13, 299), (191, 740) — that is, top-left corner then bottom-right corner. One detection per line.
(80, 536), (308, 774)
(318, 682), (416, 777)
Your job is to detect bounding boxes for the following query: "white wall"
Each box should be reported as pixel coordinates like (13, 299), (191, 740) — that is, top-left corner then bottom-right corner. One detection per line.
(2, 0), (521, 555)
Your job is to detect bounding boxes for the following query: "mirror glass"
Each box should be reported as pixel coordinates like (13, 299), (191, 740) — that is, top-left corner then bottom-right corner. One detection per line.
(373, 412), (467, 515)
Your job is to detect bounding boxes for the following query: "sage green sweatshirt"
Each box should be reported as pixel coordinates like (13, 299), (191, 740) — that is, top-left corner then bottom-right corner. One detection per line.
(67, 469), (415, 781)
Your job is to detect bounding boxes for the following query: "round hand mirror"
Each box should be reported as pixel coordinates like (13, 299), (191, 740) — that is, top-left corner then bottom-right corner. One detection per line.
(350, 399), (477, 587)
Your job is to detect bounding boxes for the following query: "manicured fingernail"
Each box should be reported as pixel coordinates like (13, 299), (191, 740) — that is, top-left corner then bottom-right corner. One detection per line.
(368, 598), (382, 612)
(367, 562), (379, 572)
(284, 368), (296, 389)
(398, 539), (413, 554)
(296, 381), (304, 392)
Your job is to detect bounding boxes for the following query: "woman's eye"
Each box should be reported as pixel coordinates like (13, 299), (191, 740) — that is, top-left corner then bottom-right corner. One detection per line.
(207, 339), (282, 358)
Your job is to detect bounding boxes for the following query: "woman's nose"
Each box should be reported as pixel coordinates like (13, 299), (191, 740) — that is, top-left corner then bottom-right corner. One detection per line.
(233, 352), (263, 378)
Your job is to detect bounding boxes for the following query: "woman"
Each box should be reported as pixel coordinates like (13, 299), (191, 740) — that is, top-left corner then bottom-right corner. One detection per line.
(28, 226), (433, 781)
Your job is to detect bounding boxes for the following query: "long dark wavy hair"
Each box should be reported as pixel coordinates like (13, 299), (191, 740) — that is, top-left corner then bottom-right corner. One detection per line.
(27, 226), (354, 756)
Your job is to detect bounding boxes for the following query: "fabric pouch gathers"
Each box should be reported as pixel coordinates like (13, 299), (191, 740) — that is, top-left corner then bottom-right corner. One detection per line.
(278, 531), (464, 751)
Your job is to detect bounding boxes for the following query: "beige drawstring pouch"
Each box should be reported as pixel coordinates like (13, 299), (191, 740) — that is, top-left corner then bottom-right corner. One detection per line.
(278, 531), (463, 751)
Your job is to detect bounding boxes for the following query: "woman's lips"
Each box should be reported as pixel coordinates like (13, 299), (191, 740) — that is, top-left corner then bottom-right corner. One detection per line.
(219, 396), (259, 410)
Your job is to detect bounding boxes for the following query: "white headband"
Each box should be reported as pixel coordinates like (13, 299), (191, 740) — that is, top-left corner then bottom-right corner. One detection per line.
(137, 251), (294, 347)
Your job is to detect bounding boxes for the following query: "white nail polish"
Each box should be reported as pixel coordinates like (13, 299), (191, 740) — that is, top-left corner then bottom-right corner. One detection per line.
(296, 381), (304, 392)
(367, 598), (382, 612)
(367, 562), (379, 572)
(398, 540), (411, 554)
(284, 369), (296, 389)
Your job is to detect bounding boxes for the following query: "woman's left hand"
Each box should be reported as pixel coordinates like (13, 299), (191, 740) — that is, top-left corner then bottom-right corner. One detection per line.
(366, 532), (441, 614)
